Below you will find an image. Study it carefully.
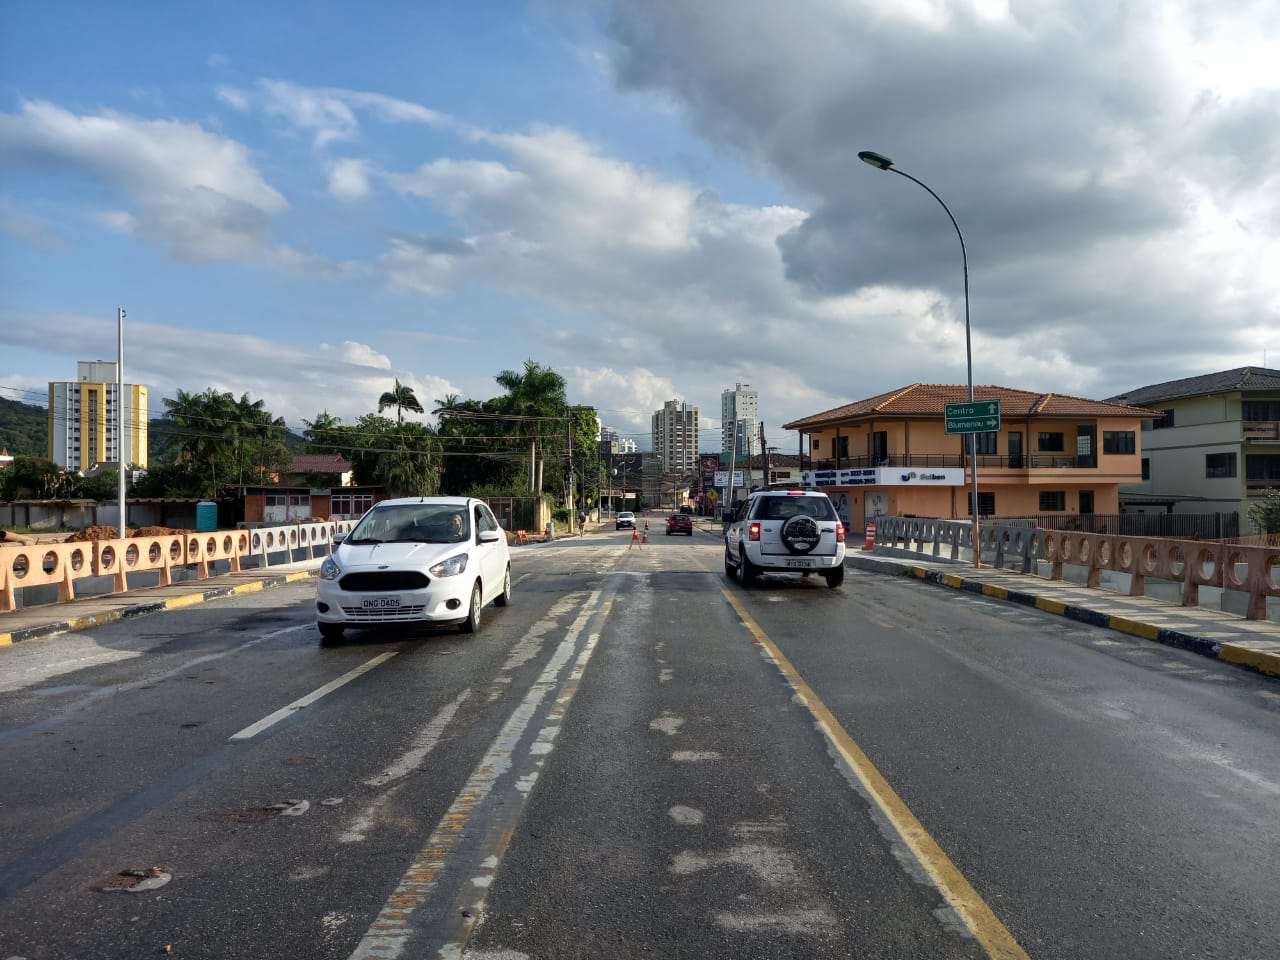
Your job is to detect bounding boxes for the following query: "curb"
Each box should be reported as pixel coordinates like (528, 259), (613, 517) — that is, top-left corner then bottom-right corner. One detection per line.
(0, 569), (317, 648)
(847, 554), (1280, 679)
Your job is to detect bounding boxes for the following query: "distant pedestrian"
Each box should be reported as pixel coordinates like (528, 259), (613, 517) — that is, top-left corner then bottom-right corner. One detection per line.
(578, 510), (587, 536)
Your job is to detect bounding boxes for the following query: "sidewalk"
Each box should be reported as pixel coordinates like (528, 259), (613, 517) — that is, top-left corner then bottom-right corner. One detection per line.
(846, 548), (1280, 679)
(0, 559), (324, 648)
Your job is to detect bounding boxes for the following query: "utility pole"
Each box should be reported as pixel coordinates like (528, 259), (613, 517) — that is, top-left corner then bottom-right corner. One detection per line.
(116, 307), (127, 539)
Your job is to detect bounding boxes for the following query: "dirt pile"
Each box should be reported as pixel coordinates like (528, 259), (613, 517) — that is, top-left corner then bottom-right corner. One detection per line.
(65, 526), (189, 542)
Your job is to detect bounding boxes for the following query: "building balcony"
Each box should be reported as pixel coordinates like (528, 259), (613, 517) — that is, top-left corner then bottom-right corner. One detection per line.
(1243, 421), (1280, 441)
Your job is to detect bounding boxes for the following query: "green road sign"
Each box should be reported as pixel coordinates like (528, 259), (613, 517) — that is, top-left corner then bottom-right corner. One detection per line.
(944, 399), (1001, 434)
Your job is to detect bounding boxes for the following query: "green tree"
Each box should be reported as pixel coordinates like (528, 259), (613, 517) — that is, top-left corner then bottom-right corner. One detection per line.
(494, 360), (568, 495)
(1249, 488), (1280, 534)
(162, 388), (291, 497)
(377, 379), (424, 425)
(0, 455), (66, 500)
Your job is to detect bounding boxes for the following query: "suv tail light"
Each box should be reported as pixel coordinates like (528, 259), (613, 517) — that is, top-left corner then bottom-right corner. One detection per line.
(749, 522), (761, 541)
(835, 522), (845, 543)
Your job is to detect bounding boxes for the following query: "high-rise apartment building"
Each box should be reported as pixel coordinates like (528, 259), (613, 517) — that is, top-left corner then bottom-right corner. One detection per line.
(721, 383), (759, 455)
(598, 425), (637, 454)
(48, 361), (149, 471)
(651, 399), (698, 473)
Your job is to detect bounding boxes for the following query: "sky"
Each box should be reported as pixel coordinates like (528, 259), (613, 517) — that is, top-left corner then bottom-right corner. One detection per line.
(2, 0), (1277, 454)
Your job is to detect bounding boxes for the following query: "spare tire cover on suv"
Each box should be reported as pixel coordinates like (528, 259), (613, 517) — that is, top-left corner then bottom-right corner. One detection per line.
(780, 515), (821, 554)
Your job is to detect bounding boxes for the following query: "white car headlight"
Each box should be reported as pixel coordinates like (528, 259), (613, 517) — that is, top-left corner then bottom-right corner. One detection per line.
(429, 553), (469, 578)
(320, 556), (341, 580)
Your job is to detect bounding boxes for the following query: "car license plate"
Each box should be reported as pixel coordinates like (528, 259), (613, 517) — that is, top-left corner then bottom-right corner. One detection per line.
(784, 558), (816, 568)
(362, 596), (401, 609)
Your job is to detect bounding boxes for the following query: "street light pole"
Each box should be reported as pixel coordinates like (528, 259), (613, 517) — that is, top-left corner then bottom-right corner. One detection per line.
(857, 150), (981, 567)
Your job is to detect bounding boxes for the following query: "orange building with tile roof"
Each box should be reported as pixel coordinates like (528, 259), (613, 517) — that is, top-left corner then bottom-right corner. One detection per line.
(782, 384), (1160, 525)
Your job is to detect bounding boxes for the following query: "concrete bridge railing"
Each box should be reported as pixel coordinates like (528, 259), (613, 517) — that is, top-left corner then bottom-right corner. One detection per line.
(875, 516), (1280, 622)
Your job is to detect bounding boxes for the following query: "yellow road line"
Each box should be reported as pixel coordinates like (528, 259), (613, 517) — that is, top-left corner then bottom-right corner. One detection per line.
(721, 588), (1030, 960)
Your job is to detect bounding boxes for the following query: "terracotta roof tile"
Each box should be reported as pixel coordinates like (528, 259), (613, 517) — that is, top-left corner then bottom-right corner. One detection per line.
(289, 454), (353, 473)
(782, 383), (1160, 430)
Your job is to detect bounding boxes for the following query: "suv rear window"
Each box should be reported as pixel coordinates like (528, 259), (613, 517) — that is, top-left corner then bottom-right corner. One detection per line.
(751, 496), (837, 521)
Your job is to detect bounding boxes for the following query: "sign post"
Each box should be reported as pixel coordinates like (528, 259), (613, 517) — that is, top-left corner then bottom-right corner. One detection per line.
(943, 400), (1000, 566)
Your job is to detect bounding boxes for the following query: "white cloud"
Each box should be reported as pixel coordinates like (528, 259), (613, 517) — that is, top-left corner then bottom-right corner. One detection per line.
(216, 86), (249, 111)
(327, 157), (370, 200)
(254, 80), (450, 149)
(0, 100), (286, 261)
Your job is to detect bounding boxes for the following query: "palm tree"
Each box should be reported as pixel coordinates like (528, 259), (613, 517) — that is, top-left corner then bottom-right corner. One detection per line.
(377, 379), (424, 425)
(495, 361), (568, 494)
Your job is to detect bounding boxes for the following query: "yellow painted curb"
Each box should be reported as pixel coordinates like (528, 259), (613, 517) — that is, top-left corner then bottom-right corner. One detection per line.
(0, 633), (12, 647)
(941, 573), (965, 588)
(164, 593), (207, 610)
(1108, 616), (1160, 641)
(1217, 642), (1280, 678)
(983, 584), (1009, 600)
(1036, 597), (1067, 615)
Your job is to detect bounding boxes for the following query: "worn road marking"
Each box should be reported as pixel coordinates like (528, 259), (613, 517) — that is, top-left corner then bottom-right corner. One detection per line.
(722, 588), (1030, 960)
(348, 590), (610, 960)
(229, 652), (397, 741)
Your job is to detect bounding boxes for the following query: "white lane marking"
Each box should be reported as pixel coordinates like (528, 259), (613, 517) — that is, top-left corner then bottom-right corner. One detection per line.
(365, 688), (472, 788)
(338, 689), (474, 844)
(349, 588), (606, 960)
(672, 750), (721, 762)
(229, 652), (397, 741)
(669, 805), (705, 825)
(650, 715), (684, 736)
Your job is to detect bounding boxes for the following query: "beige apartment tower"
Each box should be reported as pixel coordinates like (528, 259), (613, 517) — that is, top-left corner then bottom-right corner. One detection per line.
(48, 361), (148, 471)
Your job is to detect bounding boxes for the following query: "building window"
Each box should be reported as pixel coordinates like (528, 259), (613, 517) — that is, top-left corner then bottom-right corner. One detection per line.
(1152, 409), (1175, 429)
(1205, 453), (1237, 478)
(1039, 491), (1066, 511)
(1103, 431), (1136, 455)
(1141, 458), (1150, 480)
(812, 438), (820, 451)
(1247, 454), (1280, 480)
(967, 491), (996, 516)
(973, 431), (997, 455)
(1037, 432), (1065, 452)
(265, 493), (286, 507)
(1243, 400), (1280, 421)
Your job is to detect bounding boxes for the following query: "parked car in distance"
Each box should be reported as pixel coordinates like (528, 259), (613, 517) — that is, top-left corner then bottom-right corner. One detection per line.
(616, 511), (636, 530)
(724, 489), (846, 588)
(679, 504), (693, 514)
(315, 496), (511, 643)
(666, 513), (694, 536)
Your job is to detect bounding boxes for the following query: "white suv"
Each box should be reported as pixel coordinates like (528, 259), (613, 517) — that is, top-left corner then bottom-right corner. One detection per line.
(724, 489), (846, 588)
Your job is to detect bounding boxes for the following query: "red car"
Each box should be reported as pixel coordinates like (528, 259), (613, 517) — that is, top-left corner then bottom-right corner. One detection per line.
(665, 513), (694, 536)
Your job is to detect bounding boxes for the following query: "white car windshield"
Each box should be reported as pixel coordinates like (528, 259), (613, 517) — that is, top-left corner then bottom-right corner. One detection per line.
(347, 505), (471, 544)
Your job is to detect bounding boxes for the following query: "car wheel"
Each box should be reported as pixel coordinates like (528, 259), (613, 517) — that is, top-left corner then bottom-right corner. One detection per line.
(318, 622), (344, 645)
(460, 581), (482, 634)
(780, 515), (821, 555)
(824, 565), (846, 588)
(736, 548), (757, 586)
(494, 565), (512, 607)
(724, 546), (736, 579)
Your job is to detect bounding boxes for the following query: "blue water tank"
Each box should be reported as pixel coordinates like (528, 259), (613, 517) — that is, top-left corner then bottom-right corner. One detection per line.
(195, 501), (218, 532)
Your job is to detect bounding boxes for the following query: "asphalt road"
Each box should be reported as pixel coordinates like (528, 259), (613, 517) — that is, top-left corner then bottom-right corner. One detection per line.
(1, 524), (1277, 959)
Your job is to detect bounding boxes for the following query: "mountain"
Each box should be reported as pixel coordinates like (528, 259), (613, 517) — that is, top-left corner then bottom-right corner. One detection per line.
(0, 397), (306, 464)
(0, 396), (48, 457)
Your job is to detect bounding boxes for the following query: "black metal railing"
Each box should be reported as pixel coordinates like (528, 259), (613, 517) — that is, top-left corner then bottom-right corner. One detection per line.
(805, 453), (1093, 471)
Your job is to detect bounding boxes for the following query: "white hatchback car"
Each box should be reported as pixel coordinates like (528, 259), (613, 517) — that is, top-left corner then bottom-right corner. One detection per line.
(724, 488), (846, 588)
(316, 496), (511, 643)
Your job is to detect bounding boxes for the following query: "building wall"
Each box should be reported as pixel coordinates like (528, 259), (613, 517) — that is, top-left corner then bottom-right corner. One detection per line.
(806, 414), (1144, 521)
(721, 383), (759, 455)
(47, 365), (149, 471)
(652, 399), (699, 473)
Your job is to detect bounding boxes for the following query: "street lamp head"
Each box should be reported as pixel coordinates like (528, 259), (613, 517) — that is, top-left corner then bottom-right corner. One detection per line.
(857, 150), (894, 171)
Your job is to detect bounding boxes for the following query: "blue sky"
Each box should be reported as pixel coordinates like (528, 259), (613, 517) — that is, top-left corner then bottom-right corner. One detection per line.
(3, 1), (1278, 453)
